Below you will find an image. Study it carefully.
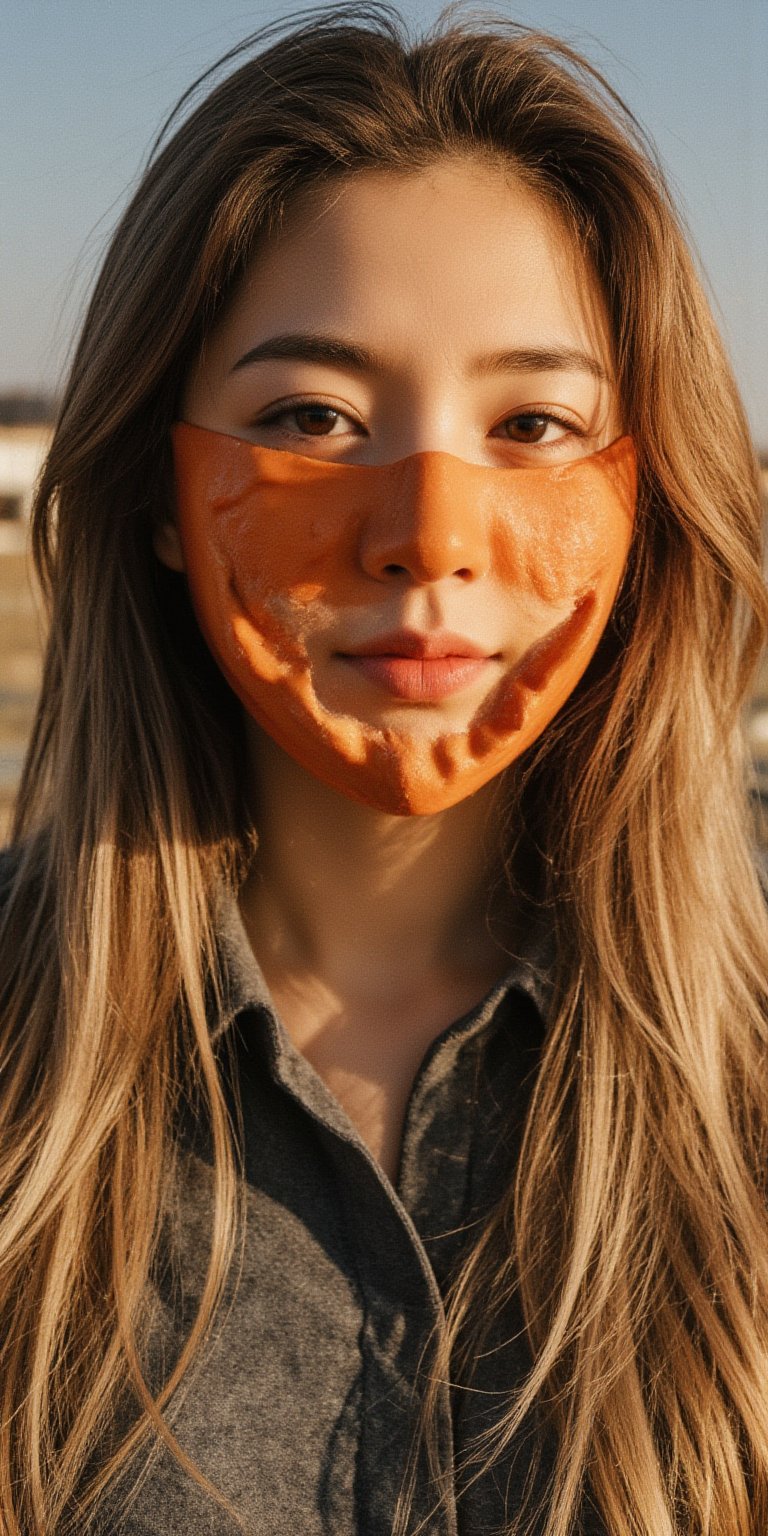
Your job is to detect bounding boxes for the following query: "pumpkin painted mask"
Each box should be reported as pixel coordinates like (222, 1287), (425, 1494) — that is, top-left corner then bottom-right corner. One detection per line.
(171, 422), (636, 815)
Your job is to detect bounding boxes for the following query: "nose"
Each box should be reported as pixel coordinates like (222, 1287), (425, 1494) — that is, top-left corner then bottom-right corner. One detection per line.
(357, 451), (490, 584)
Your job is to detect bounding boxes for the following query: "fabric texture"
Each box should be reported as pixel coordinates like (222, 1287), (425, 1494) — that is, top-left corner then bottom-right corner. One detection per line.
(68, 881), (604, 1535)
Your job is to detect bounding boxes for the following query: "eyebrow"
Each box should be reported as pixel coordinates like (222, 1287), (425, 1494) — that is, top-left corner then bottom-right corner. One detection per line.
(230, 331), (610, 383)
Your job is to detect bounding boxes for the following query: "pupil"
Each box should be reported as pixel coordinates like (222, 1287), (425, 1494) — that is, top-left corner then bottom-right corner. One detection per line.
(510, 414), (546, 441)
(295, 407), (335, 436)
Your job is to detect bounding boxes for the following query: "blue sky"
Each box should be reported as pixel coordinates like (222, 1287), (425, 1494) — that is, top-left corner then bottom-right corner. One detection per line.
(2, 0), (767, 445)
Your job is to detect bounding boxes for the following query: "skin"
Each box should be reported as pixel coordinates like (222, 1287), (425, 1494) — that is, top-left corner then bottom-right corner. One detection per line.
(156, 155), (624, 1182)
(170, 424), (634, 813)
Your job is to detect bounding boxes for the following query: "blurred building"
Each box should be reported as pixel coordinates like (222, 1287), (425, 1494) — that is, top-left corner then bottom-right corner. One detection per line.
(0, 396), (53, 831)
(0, 394), (55, 555)
(747, 455), (768, 816)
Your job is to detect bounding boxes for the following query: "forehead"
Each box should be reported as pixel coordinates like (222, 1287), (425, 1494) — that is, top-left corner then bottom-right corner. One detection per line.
(210, 154), (614, 375)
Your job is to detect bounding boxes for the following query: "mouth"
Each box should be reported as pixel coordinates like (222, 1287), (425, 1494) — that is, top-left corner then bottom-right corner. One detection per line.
(337, 629), (501, 703)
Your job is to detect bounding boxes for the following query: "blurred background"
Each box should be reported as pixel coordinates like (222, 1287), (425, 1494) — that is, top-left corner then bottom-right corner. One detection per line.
(1, 0), (766, 839)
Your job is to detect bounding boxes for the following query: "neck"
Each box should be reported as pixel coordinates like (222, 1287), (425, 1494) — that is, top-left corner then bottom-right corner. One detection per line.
(237, 724), (516, 1004)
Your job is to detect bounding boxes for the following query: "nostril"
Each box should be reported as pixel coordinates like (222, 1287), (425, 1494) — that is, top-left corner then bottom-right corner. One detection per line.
(382, 563), (409, 576)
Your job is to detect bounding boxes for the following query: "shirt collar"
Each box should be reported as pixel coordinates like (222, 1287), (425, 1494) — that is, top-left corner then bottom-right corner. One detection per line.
(207, 881), (557, 1044)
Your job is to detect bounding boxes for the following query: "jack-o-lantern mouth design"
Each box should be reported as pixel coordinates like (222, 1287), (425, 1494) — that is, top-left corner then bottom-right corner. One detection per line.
(171, 423), (636, 815)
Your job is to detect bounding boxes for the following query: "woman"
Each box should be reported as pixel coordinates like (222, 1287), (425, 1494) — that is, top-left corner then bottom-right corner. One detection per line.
(2, 4), (767, 1533)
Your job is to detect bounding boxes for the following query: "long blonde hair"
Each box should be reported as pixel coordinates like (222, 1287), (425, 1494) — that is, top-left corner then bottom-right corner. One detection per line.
(2, 5), (767, 1532)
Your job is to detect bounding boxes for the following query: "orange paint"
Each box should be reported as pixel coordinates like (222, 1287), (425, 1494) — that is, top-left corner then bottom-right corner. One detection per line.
(171, 422), (636, 815)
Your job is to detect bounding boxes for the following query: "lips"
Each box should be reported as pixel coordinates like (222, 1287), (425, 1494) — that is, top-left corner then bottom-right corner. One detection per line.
(338, 629), (499, 702)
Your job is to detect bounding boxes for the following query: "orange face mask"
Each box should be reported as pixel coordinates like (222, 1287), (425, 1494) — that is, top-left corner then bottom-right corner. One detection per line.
(171, 423), (636, 815)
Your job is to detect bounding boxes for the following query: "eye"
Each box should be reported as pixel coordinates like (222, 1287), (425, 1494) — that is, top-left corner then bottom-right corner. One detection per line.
(496, 411), (579, 445)
(256, 400), (358, 438)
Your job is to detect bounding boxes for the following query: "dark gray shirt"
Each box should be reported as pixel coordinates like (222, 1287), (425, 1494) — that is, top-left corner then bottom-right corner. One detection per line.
(85, 890), (604, 1536)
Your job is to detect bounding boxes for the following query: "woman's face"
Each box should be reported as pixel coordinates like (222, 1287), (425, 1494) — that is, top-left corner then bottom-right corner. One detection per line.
(162, 155), (631, 814)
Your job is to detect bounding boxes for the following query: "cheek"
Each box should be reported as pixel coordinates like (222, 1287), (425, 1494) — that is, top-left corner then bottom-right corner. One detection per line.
(491, 496), (629, 605)
(216, 499), (364, 613)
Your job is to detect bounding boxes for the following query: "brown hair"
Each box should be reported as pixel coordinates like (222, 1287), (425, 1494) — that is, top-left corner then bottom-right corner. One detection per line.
(2, 4), (767, 1532)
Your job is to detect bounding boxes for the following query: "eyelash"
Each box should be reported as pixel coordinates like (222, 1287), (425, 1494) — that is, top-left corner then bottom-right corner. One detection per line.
(254, 396), (585, 443)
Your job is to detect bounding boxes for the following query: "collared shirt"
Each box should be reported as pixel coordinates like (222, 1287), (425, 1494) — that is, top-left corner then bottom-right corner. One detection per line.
(84, 889), (606, 1536)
